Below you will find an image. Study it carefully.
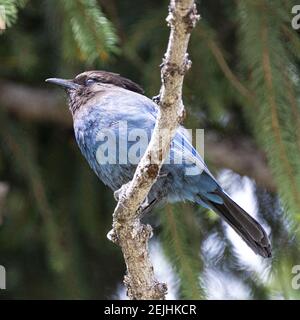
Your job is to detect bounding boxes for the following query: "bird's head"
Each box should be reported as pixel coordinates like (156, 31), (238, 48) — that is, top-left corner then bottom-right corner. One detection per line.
(46, 70), (144, 114)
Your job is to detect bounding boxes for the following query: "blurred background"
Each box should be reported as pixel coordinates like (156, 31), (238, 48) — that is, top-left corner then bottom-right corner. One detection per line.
(0, 0), (300, 299)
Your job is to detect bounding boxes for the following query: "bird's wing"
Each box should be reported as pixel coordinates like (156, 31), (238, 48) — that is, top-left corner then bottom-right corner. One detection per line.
(170, 126), (216, 180)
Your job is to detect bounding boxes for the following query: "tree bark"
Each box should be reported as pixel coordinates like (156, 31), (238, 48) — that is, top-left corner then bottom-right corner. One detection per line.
(106, 0), (199, 300)
(0, 80), (71, 126)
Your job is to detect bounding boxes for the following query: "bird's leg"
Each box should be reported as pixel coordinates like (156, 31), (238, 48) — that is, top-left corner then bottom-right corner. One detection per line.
(114, 181), (132, 202)
(114, 182), (161, 216)
(136, 197), (158, 217)
(114, 182), (157, 217)
(152, 94), (161, 105)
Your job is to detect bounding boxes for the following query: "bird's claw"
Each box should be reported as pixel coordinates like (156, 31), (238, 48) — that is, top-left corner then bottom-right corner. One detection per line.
(114, 182), (131, 201)
(136, 197), (150, 216)
(152, 94), (161, 104)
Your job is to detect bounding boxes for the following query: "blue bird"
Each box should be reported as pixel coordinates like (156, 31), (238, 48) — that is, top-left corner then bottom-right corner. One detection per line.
(46, 70), (271, 258)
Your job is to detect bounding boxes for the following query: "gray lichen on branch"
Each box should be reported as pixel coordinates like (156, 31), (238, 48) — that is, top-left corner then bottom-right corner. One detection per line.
(108, 0), (200, 300)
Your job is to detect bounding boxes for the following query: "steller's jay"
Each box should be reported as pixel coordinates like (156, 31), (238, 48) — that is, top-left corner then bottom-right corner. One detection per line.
(46, 70), (271, 258)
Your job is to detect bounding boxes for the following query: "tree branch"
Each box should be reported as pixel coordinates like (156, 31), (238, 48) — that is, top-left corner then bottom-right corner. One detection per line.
(0, 6), (277, 298)
(0, 80), (71, 126)
(106, 0), (200, 300)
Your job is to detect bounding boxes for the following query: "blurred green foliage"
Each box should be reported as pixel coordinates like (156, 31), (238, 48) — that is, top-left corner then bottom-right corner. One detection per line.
(0, 0), (300, 299)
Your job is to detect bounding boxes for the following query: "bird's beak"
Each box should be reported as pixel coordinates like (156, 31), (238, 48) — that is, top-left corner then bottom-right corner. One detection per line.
(45, 78), (80, 90)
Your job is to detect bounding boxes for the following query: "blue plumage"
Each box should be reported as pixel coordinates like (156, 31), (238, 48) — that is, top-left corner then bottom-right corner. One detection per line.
(46, 70), (271, 258)
(73, 89), (221, 206)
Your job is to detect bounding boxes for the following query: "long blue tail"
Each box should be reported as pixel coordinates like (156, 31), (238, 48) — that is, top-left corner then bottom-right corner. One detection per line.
(199, 188), (271, 258)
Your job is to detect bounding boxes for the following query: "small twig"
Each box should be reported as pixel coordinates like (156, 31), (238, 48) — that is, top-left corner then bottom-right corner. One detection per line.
(206, 37), (254, 102)
(107, 0), (199, 300)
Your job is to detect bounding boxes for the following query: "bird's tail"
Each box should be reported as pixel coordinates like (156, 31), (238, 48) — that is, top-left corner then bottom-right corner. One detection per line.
(202, 189), (271, 258)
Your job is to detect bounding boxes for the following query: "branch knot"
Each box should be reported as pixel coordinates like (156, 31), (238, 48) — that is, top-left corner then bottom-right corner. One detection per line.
(183, 4), (200, 33)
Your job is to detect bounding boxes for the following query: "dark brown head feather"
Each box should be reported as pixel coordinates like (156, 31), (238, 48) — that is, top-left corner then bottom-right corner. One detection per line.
(73, 70), (144, 94)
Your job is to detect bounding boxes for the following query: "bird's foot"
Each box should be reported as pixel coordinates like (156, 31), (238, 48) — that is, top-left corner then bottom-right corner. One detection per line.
(114, 182), (131, 201)
(136, 197), (157, 217)
(152, 94), (161, 104)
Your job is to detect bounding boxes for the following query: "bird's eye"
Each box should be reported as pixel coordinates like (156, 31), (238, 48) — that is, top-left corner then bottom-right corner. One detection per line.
(86, 78), (96, 86)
